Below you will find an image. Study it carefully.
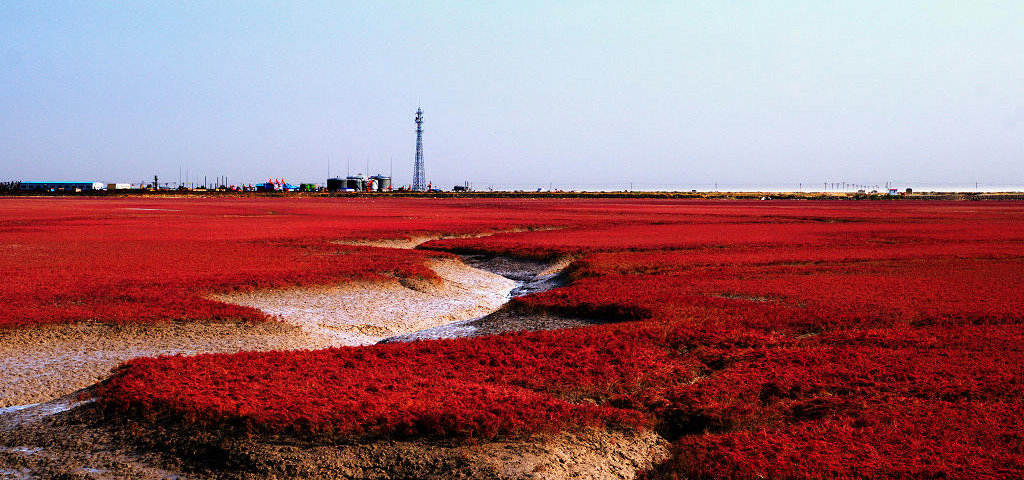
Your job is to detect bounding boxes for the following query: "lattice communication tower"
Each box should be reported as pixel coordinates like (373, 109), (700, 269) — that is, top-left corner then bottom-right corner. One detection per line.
(412, 107), (426, 191)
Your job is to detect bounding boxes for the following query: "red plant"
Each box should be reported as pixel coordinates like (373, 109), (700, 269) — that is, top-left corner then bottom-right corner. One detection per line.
(10, 198), (1024, 478)
(0, 197), (570, 328)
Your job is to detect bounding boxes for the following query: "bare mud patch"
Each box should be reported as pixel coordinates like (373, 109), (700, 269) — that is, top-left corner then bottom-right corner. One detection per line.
(208, 258), (517, 346)
(0, 393), (187, 480)
(332, 227), (562, 250)
(390, 308), (611, 342)
(333, 234), (445, 249)
(0, 320), (331, 407)
(182, 427), (668, 480)
(1, 394), (667, 480)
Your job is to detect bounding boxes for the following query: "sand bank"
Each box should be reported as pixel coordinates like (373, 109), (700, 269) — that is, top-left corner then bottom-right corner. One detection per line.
(0, 320), (334, 407)
(208, 257), (518, 346)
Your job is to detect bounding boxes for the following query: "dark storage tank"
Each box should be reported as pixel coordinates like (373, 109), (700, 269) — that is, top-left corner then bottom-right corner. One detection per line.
(371, 175), (392, 192)
(345, 175), (366, 191)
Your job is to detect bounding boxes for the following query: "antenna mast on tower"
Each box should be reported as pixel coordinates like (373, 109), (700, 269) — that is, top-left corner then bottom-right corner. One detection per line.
(412, 107), (426, 191)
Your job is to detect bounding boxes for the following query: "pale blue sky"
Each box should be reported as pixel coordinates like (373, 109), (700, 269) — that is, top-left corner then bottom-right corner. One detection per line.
(1, 2), (1022, 189)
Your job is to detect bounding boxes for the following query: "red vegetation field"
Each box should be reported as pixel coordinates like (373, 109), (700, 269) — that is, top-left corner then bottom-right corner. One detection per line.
(9, 198), (1024, 478)
(0, 197), (566, 328)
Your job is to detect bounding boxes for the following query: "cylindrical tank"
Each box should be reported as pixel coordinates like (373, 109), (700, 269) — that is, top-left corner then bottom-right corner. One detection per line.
(345, 175), (365, 191)
(326, 178), (343, 191)
(371, 175), (392, 192)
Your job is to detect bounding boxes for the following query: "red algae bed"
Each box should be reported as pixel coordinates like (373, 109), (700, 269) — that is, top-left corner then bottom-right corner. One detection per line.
(4, 198), (1024, 478)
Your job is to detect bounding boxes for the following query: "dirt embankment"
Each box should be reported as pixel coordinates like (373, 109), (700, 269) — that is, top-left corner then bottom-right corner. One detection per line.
(1, 392), (667, 480)
(177, 426), (669, 479)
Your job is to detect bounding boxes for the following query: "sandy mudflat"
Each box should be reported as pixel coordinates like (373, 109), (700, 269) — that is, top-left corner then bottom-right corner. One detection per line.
(0, 320), (335, 408)
(332, 227), (563, 250)
(209, 257), (517, 346)
(334, 235), (447, 249)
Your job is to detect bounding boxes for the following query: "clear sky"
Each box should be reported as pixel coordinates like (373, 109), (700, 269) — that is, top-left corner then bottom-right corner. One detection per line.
(2, 1), (1022, 189)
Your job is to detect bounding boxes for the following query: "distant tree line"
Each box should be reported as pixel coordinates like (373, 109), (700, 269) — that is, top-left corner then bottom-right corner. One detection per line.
(0, 181), (21, 193)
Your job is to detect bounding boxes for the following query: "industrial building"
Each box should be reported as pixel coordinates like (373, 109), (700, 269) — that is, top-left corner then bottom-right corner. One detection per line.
(19, 182), (105, 192)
